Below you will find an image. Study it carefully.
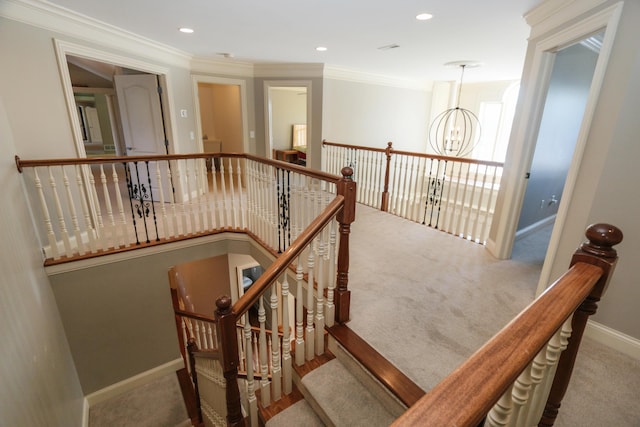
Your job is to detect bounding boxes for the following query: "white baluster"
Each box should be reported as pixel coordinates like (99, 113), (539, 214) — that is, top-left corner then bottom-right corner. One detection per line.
(315, 238), (326, 355)
(306, 247), (315, 361)
(295, 259), (305, 366)
(207, 323), (214, 350)
(325, 220), (337, 327)
(270, 284), (282, 400)
(184, 159), (197, 232)
(33, 168), (59, 259)
(228, 158), (238, 228)
(522, 349), (548, 426)
(111, 164), (127, 247)
(49, 166), (72, 256)
(87, 166), (106, 250)
(244, 313), (258, 427)
(173, 163), (189, 235)
(258, 296), (270, 406)
(281, 274), (292, 394)
(236, 158), (246, 229)
(95, 164), (113, 252)
(510, 363), (534, 426)
(194, 321), (202, 349)
(155, 161), (169, 238)
(219, 159), (229, 227)
(485, 384), (514, 427)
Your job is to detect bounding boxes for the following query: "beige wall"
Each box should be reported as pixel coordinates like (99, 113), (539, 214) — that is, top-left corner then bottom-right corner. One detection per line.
(270, 88), (307, 151)
(322, 78), (431, 152)
(0, 98), (84, 425)
(544, 0), (640, 339)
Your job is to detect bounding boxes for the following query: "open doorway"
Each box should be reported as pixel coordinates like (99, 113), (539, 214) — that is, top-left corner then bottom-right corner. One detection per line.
(512, 31), (604, 265)
(511, 32), (603, 266)
(264, 81), (311, 167)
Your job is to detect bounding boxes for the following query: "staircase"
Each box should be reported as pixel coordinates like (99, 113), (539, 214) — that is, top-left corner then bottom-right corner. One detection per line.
(259, 324), (424, 427)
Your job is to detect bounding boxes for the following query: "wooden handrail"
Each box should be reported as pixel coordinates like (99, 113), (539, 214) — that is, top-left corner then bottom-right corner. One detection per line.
(15, 152), (341, 183)
(392, 223), (622, 427)
(174, 308), (217, 324)
(322, 140), (505, 167)
(232, 194), (345, 317)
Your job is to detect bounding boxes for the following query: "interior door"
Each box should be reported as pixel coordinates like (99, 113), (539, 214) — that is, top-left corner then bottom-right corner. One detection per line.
(114, 74), (168, 201)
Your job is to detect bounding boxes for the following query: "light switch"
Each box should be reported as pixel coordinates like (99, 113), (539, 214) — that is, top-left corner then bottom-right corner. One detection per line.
(250, 130), (255, 138)
(180, 109), (188, 118)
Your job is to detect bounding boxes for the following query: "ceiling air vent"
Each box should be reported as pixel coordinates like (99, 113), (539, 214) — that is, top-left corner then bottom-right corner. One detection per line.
(377, 44), (400, 51)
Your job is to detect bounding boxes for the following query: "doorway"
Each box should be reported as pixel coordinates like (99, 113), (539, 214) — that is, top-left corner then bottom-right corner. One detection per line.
(264, 81), (311, 166)
(511, 33), (602, 266)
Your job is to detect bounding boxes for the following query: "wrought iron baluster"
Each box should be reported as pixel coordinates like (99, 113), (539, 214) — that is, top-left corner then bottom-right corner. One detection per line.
(276, 168), (291, 253)
(124, 162), (140, 245)
(144, 161), (160, 242)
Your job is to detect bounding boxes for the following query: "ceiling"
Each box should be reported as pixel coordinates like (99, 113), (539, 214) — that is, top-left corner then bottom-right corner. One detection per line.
(46, 0), (543, 84)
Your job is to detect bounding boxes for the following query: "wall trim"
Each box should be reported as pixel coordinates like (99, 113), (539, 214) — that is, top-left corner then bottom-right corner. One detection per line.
(525, 0), (612, 39)
(84, 358), (184, 406)
(1, 0), (191, 69)
(515, 214), (556, 240)
(82, 397), (89, 427)
(45, 232), (250, 275)
(586, 320), (640, 361)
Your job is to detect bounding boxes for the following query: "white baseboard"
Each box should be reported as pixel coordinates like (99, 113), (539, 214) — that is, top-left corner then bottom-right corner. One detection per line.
(585, 320), (640, 360)
(515, 214), (556, 240)
(82, 397), (89, 427)
(84, 358), (184, 407)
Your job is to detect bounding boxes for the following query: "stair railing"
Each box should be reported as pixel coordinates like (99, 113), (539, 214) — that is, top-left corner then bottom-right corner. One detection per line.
(15, 153), (344, 264)
(392, 223), (623, 427)
(322, 140), (504, 244)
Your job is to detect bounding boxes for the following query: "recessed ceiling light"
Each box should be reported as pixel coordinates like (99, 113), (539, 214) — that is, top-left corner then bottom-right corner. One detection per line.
(316, 46), (328, 52)
(179, 27), (194, 34)
(416, 13), (433, 21)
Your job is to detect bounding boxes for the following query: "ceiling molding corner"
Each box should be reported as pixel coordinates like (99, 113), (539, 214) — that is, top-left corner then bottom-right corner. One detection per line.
(1, 0), (192, 69)
(524, 0), (611, 39)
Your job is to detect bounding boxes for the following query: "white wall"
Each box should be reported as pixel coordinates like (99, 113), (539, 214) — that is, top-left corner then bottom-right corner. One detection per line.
(322, 79), (431, 152)
(545, 0), (640, 340)
(0, 98), (84, 426)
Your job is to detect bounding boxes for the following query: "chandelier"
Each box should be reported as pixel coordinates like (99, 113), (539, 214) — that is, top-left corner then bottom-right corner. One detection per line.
(428, 62), (481, 157)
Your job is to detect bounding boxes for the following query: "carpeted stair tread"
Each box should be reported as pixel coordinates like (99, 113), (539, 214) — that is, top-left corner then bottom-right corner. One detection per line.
(265, 399), (325, 427)
(301, 358), (396, 427)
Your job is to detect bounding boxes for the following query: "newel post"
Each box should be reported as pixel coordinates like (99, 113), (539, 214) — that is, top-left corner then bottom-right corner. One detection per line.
(335, 166), (356, 323)
(186, 338), (203, 425)
(539, 223), (623, 427)
(380, 142), (393, 212)
(215, 296), (245, 426)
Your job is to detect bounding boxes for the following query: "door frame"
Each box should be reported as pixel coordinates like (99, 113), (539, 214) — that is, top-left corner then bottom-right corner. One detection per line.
(53, 39), (177, 158)
(263, 80), (312, 161)
(486, 3), (623, 296)
(191, 75), (250, 154)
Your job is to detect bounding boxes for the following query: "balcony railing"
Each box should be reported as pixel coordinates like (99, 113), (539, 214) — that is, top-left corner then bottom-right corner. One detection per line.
(322, 140), (503, 244)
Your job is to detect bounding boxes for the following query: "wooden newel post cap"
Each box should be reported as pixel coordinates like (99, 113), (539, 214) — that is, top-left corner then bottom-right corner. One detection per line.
(581, 223), (623, 258)
(341, 166), (354, 180)
(215, 295), (232, 315)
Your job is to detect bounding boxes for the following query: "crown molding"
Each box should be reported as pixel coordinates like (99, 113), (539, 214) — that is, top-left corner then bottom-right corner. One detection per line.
(190, 56), (255, 78)
(254, 63), (325, 78)
(524, 0), (613, 39)
(1, 0), (192, 69)
(324, 65), (431, 91)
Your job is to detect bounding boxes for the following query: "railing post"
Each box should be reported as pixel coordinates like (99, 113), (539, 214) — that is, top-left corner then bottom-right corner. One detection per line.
(539, 223), (623, 426)
(380, 142), (393, 212)
(215, 295), (245, 427)
(186, 338), (203, 425)
(335, 166), (356, 323)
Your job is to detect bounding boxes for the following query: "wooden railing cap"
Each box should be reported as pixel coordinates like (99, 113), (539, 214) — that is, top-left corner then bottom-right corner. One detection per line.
(582, 223), (623, 258)
(216, 295), (232, 315)
(341, 166), (354, 180)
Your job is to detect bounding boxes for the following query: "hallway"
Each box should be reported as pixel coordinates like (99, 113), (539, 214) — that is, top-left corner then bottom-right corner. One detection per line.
(346, 204), (640, 426)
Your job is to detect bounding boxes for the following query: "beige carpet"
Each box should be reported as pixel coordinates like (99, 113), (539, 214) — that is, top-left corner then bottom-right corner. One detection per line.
(88, 372), (190, 427)
(346, 204), (640, 426)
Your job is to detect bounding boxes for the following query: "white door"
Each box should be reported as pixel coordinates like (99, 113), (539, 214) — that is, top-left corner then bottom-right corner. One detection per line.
(114, 74), (169, 202)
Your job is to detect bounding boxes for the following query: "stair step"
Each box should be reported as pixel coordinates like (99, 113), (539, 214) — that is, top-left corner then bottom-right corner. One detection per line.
(265, 399), (325, 427)
(301, 358), (396, 426)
